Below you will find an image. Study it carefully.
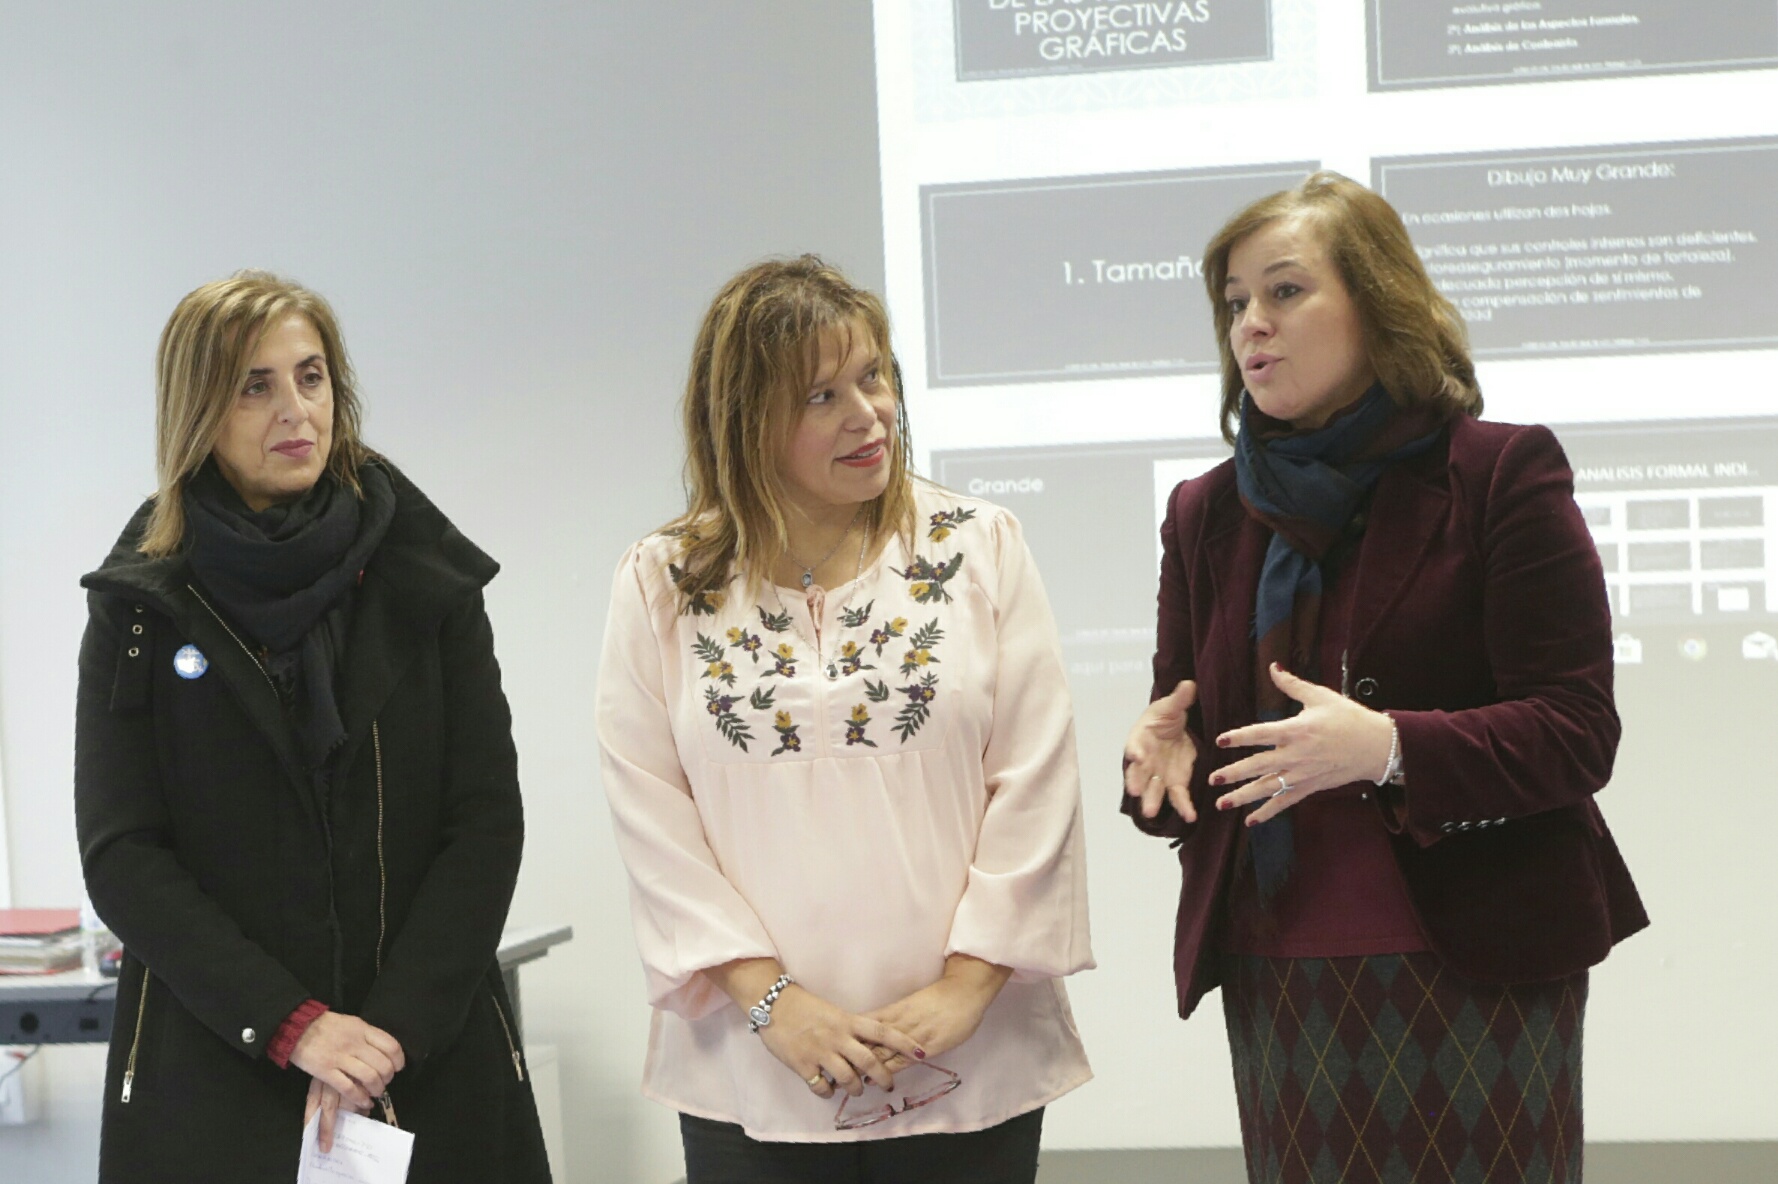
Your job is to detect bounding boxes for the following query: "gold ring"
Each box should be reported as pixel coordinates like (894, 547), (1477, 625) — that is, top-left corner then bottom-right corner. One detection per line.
(806, 1072), (827, 1089)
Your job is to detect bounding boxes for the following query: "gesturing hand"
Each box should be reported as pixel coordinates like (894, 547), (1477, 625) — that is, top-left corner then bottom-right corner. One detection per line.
(1210, 663), (1394, 826)
(290, 1012), (405, 1151)
(866, 954), (1012, 1076)
(1123, 680), (1201, 822)
(756, 986), (925, 1100)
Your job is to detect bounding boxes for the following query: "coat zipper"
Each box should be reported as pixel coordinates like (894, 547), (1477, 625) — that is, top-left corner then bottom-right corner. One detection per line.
(372, 720), (388, 976)
(121, 967), (151, 1103)
(491, 993), (526, 1082)
(185, 584), (278, 696)
(191, 586), (406, 1119)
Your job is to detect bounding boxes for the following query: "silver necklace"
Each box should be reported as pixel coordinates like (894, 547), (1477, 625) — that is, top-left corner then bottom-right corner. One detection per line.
(769, 526), (871, 681)
(786, 508), (864, 590)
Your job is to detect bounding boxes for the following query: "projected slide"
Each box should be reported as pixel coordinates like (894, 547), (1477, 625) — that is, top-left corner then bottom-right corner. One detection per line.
(1568, 418), (1778, 652)
(933, 418), (1778, 674)
(951, 0), (1275, 79)
(1374, 137), (1778, 359)
(877, 0), (1778, 1144)
(921, 163), (1313, 386)
(1367, 0), (1778, 91)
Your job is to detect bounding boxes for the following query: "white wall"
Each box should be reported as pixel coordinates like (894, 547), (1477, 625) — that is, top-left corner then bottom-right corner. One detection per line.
(0, 5), (884, 1181)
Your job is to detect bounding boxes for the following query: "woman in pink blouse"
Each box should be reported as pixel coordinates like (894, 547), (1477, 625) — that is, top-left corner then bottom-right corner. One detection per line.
(595, 256), (1093, 1182)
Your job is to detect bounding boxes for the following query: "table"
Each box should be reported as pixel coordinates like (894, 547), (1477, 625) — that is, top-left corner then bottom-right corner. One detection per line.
(0, 923), (573, 1046)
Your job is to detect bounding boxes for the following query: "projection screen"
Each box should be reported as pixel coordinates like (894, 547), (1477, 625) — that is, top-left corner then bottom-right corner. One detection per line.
(874, 0), (1778, 1151)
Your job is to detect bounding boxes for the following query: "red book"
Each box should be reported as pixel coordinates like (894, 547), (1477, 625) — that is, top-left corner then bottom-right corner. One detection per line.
(0, 908), (81, 938)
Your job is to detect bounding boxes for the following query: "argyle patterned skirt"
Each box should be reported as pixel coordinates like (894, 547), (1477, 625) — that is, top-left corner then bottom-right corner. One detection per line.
(1221, 952), (1587, 1184)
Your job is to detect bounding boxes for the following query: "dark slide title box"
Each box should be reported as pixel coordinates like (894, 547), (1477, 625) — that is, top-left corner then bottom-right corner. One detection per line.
(921, 163), (1312, 388)
(952, 0), (1273, 80)
(1375, 137), (1778, 361)
(1367, 0), (1778, 91)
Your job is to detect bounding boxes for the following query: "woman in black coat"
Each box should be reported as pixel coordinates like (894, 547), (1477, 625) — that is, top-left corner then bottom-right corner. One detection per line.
(75, 271), (550, 1182)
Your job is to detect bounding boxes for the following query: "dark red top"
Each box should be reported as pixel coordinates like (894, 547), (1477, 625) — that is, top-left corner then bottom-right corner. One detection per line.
(1224, 536), (1428, 958)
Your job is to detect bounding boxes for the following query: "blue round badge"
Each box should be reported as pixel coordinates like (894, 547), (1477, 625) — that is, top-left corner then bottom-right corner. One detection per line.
(173, 644), (209, 680)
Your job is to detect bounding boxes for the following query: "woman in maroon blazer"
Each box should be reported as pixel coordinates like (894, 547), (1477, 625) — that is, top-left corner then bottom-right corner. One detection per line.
(1122, 173), (1646, 1184)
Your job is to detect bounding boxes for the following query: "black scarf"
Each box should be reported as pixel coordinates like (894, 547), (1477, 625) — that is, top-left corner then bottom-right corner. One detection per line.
(1233, 387), (1447, 901)
(184, 460), (396, 772)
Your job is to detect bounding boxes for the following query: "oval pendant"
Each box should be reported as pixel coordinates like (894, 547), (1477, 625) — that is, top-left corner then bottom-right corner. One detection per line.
(800, 571), (814, 589)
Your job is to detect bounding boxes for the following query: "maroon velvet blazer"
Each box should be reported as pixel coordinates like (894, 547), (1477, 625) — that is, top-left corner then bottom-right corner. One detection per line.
(1124, 415), (1648, 1019)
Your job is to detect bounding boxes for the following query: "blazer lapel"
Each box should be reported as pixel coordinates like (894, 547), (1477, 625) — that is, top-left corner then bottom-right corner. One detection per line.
(1200, 492), (1268, 727)
(169, 583), (322, 825)
(1345, 457), (1452, 663)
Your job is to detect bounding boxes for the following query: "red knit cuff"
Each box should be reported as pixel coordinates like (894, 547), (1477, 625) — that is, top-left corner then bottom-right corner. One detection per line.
(268, 999), (331, 1069)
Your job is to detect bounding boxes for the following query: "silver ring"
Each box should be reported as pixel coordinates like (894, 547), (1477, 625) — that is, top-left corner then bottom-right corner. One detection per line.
(1149, 775), (1161, 782)
(1272, 774), (1291, 798)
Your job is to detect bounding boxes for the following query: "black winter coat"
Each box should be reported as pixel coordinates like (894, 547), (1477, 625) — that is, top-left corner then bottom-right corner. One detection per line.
(75, 461), (550, 1183)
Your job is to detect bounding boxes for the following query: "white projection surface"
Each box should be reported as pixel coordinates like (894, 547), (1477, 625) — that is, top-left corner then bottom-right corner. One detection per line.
(874, 0), (1778, 1150)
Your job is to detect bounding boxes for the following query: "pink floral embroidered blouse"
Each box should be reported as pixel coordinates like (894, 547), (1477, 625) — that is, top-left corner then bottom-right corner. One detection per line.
(595, 488), (1094, 1142)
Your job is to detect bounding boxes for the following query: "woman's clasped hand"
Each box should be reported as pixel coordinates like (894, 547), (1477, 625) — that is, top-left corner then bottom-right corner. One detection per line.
(291, 1013), (406, 1149)
(708, 960), (925, 1100)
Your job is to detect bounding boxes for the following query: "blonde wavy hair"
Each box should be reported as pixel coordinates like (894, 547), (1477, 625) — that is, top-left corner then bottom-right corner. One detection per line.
(666, 256), (916, 607)
(1203, 171), (1482, 443)
(139, 271), (371, 556)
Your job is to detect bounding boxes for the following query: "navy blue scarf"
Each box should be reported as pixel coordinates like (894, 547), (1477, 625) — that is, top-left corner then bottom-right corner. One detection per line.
(1234, 386), (1446, 900)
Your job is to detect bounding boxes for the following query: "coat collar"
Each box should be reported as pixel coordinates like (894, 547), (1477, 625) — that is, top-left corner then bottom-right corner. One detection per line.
(80, 459), (498, 802)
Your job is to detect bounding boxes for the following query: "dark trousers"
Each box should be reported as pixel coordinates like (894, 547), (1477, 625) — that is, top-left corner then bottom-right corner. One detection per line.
(680, 1107), (1044, 1184)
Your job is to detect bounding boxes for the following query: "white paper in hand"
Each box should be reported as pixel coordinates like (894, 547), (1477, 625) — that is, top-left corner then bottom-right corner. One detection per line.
(297, 1110), (415, 1184)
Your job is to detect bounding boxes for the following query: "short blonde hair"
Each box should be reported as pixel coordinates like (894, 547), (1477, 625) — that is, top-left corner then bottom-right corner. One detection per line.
(140, 271), (371, 556)
(1203, 171), (1482, 443)
(667, 256), (916, 606)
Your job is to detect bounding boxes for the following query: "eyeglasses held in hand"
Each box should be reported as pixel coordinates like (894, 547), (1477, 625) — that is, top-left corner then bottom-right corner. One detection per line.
(833, 1061), (962, 1131)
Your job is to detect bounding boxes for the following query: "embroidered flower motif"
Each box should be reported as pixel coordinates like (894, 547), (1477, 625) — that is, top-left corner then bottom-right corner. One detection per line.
(898, 620), (944, 675)
(771, 710), (803, 756)
(764, 642), (798, 679)
(869, 616), (907, 656)
(692, 634), (738, 687)
(845, 703), (878, 748)
(839, 599), (874, 629)
(836, 640), (873, 676)
(894, 674), (939, 741)
(704, 686), (752, 750)
(926, 506), (976, 543)
(898, 554), (963, 604)
(758, 606), (793, 633)
(668, 562), (727, 616)
(728, 627), (764, 663)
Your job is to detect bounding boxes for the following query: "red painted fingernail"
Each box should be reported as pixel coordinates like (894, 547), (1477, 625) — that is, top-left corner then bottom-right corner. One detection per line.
(1209, 774), (1224, 786)
(914, 1049), (926, 1060)
(1217, 799), (1230, 811)
(1216, 736), (1230, 748)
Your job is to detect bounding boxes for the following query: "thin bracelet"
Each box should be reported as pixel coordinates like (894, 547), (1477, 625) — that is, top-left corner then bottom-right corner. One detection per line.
(1375, 718), (1403, 786)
